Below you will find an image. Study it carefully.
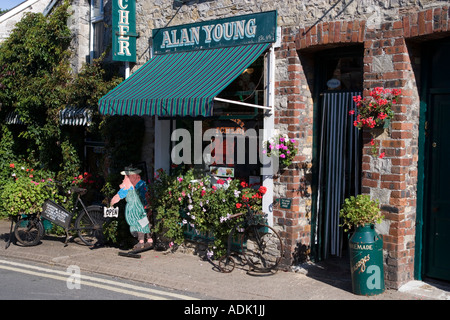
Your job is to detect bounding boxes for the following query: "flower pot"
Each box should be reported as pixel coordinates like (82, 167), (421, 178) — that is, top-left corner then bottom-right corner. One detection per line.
(376, 118), (390, 129)
(348, 224), (385, 295)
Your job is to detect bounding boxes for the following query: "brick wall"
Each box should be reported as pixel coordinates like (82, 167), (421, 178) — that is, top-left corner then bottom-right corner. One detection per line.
(362, 19), (419, 289)
(294, 5), (450, 289)
(273, 26), (313, 265)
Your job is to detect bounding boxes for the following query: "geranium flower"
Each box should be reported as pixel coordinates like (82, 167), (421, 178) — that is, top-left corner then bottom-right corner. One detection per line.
(350, 87), (400, 129)
(377, 112), (387, 120)
(264, 134), (298, 167)
(259, 186), (267, 194)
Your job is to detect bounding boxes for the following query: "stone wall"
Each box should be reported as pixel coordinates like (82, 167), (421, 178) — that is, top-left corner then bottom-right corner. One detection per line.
(0, 0), (50, 43)
(67, 0), (91, 73)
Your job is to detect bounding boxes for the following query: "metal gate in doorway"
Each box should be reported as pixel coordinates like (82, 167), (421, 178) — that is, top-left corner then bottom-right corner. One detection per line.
(313, 91), (362, 260)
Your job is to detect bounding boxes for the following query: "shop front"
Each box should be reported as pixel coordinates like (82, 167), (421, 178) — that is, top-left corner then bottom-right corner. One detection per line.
(99, 11), (280, 247)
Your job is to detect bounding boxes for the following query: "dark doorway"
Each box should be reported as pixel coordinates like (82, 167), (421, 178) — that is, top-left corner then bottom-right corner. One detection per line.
(422, 38), (450, 282)
(311, 46), (364, 261)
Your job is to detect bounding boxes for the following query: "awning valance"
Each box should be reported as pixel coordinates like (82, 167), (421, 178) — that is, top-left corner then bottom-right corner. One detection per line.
(60, 106), (92, 126)
(98, 43), (270, 117)
(6, 107), (92, 126)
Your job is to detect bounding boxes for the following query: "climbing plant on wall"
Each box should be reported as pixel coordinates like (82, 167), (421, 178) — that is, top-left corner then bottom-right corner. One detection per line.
(0, 0), (122, 177)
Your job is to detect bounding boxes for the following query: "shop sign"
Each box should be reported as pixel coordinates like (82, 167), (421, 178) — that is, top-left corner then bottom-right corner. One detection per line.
(327, 78), (341, 89)
(153, 10), (277, 55)
(112, 0), (137, 62)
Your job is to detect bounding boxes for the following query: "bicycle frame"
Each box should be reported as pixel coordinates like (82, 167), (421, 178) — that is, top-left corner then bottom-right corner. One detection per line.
(15, 187), (106, 247)
(219, 203), (282, 273)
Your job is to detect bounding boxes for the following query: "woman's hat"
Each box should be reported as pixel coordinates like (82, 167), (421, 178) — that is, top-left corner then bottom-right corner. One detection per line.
(120, 167), (141, 175)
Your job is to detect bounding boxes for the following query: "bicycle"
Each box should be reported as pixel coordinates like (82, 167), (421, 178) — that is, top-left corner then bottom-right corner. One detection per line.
(11, 186), (108, 248)
(218, 204), (283, 273)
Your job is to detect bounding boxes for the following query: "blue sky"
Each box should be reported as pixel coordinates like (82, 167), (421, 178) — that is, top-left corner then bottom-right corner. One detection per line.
(1, 0), (26, 10)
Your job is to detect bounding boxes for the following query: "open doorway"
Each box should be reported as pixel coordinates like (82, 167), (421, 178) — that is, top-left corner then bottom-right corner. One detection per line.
(311, 46), (364, 261)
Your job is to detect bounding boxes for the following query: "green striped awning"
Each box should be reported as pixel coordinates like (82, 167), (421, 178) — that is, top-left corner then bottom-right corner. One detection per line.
(99, 43), (270, 117)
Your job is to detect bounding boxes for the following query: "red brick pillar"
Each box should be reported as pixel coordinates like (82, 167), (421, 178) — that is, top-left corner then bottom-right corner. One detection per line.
(274, 27), (312, 266)
(362, 20), (418, 289)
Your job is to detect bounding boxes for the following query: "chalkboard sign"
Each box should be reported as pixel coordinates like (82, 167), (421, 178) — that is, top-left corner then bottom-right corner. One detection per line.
(41, 200), (73, 229)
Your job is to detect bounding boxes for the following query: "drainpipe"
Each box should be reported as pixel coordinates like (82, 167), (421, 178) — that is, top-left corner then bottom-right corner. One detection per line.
(125, 61), (130, 79)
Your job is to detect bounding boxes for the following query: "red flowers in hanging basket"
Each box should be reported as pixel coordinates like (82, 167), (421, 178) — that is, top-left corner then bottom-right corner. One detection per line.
(350, 87), (401, 129)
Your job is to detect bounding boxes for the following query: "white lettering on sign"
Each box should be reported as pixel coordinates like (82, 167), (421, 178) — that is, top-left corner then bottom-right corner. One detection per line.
(350, 243), (373, 250)
(161, 19), (257, 49)
(117, 0), (131, 56)
(104, 207), (119, 218)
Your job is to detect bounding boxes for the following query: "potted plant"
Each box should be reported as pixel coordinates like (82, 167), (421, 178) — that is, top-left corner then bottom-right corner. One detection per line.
(349, 87), (401, 130)
(264, 134), (298, 168)
(340, 194), (384, 232)
(339, 194), (385, 296)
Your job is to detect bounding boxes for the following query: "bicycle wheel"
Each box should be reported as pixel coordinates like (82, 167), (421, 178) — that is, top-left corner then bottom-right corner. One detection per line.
(14, 216), (44, 246)
(241, 224), (283, 272)
(75, 206), (105, 246)
(218, 255), (236, 273)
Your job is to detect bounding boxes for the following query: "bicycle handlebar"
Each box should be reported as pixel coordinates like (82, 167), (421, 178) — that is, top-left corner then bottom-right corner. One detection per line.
(70, 186), (87, 195)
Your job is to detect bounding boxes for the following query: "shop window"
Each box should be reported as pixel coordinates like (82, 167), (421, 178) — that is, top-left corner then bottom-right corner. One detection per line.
(171, 54), (266, 185)
(215, 55), (265, 118)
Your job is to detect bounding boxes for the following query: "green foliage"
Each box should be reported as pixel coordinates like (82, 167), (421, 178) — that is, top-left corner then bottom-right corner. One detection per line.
(100, 115), (145, 185)
(67, 54), (122, 109)
(150, 167), (267, 257)
(339, 194), (384, 232)
(0, 2), (71, 121)
(0, 178), (57, 217)
(0, 126), (16, 182)
(0, 162), (66, 218)
(0, 1), (70, 171)
(0, 0), (122, 173)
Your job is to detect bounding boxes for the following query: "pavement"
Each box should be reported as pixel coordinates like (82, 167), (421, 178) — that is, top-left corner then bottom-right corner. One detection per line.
(1, 219), (449, 301)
